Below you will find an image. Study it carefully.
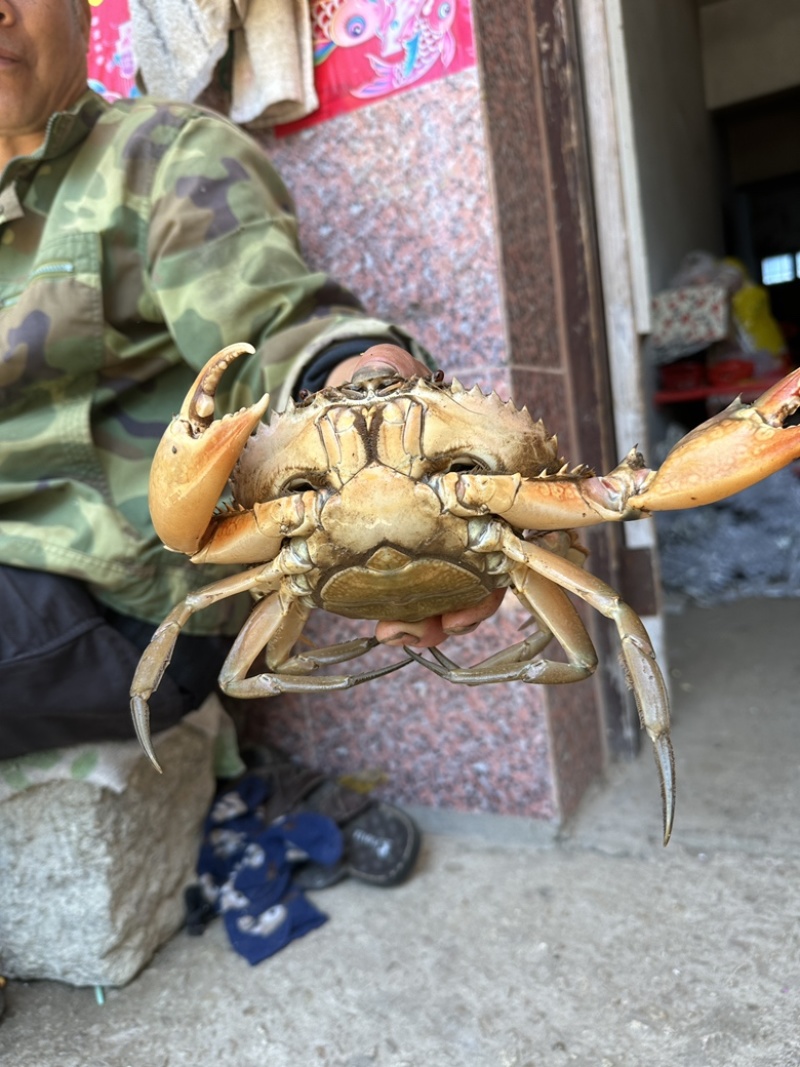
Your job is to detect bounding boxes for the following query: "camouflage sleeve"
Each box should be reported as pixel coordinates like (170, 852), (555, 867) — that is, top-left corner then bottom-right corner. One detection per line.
(143, 112), (419, 412)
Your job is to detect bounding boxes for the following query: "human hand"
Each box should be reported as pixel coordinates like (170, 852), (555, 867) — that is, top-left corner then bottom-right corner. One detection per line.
(324, 343), (431, 387)
(375, 589), (506, 648)
(325, 343), (506, 648)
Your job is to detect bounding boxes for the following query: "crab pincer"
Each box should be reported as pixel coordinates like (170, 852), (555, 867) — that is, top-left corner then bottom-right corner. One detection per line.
(629, 366), (800, 512)
(148, 343), (270, 555)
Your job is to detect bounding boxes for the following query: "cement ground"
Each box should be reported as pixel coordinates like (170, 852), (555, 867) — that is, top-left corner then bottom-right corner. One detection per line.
(2, 598), (799, 1067)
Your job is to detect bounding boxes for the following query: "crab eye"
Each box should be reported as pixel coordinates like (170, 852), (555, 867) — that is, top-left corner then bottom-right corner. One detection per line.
(444, 455), (487, 474)
(281, 477), (319, 494)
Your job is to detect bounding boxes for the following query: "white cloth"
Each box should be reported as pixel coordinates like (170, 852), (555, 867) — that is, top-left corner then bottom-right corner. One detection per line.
(0, 694), (242, 802)
(128, 0), (318, 126)
(128, 0), (230, 104)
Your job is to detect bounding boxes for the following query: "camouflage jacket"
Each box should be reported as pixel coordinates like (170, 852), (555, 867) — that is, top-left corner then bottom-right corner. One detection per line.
(0, 91), (420, 632)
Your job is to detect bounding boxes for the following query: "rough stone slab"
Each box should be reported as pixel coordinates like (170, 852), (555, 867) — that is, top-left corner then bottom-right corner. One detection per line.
(0, 721), (215, 987)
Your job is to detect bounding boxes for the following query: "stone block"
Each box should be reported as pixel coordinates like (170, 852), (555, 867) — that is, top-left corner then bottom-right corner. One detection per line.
(0, 717), (216, 987)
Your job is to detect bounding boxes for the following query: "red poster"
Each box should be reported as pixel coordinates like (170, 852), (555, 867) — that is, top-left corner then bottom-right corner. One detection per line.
(276, 0), (476, 135)
(86, 0), (138, 102)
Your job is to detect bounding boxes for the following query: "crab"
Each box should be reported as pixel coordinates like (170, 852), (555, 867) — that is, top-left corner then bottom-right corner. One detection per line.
(130, 343), (800, 844)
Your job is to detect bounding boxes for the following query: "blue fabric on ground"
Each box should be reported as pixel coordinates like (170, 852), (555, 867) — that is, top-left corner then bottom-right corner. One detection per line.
(224, 885), (330, 965)
(196, 774), (343, 964)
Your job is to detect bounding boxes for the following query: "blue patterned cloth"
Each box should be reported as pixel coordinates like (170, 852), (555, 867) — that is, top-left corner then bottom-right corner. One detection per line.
(196, 774), (343, 965)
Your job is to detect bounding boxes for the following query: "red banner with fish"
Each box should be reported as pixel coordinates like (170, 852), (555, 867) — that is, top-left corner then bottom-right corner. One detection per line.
(276, 0), (476, 135)
(86, 0), (138, 102)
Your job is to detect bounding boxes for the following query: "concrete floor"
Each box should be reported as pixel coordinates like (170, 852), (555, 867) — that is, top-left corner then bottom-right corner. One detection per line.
(2, 598), (799, 1067)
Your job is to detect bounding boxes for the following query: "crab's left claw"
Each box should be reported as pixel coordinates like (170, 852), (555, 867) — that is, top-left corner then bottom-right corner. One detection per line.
(630, 366), (800, 512)
(149, 344), (270, 554)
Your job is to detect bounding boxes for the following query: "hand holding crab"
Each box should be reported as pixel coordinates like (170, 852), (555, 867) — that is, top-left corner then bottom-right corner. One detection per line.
(131, 342), (800, 846)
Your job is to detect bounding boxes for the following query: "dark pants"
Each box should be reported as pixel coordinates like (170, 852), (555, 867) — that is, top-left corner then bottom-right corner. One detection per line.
(0, 565), (232, 761)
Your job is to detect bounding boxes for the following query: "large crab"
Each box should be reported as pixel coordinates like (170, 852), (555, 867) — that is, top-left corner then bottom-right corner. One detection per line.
(130, 343), (800, 844)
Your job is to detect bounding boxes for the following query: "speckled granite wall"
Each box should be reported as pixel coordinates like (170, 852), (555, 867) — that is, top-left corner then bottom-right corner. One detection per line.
(243, 29), (606, 822)
(266, 68), (507, 384)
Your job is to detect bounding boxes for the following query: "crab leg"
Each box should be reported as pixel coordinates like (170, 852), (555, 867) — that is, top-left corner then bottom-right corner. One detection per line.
(189, 491), (319, 565)
(217, 591), (310, 682)
(499, 528), (674, 845)
(423, 519), (672, 841)
(130, 563), (283, 770)
(222, 657), (412, 698)
(438, 367), (800, 530)
(219, 598), (412, 699)
(149, 343), (270, 554)
(278, 636), (385, 674)
(406, 564), (597, 686)
(423, 621), (555, 676)
(436, 459), (649, 532)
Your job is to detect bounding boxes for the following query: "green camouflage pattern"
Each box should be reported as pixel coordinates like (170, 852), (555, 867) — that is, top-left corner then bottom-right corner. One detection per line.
(0, 91), (417, 632)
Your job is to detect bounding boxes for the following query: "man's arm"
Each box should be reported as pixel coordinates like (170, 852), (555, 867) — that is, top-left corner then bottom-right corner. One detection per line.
(145, 110), (430, 412)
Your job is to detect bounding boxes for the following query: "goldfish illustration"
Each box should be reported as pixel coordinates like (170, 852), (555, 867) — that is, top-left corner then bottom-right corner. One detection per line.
(312, 0), (458, 98)
(313, 0), (389, 60)
(353, 1), (456, 98)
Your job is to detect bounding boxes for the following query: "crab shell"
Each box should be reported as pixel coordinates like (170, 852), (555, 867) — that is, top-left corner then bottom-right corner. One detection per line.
(218, 373), (586, 622)
(235, 372), (570, 505)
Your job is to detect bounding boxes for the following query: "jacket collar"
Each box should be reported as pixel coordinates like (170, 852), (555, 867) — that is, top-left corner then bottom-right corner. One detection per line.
(37, 90), (109, 163)
(1, 90), (109, 192)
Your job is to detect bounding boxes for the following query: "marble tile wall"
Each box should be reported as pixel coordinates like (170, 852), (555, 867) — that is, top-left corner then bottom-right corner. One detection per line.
(265, 68), (507, 387)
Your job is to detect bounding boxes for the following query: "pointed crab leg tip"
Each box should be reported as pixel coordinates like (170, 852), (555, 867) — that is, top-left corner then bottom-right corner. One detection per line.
(131, 698), (164, 774)
(652, 734), (676, 846)
(140, 736), (163, 773)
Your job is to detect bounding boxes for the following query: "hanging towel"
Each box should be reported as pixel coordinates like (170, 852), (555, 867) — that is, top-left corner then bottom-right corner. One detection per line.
(128, 0), (319, 127)
(128, 0), (231, 104)
(231, 0), (319, 126)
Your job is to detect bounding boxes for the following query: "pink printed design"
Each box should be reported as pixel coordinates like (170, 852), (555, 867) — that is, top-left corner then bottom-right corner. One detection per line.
(86, 0), (139, 102)
(277, 0), (475, 134)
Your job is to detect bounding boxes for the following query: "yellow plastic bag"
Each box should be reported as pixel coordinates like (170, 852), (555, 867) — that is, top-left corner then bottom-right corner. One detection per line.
(723, 257), (787, 359)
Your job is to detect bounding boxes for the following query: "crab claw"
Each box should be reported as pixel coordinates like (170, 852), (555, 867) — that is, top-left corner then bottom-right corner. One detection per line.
(149, 344), (270, 554)
(630, 366), (800, 512)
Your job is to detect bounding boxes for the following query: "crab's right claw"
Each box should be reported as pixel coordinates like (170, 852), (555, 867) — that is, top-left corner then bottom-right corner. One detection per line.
(149, 343), (269, 554)
(629, 366), (800, 512)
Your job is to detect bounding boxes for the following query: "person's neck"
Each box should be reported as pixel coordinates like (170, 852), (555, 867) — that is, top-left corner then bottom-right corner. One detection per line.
(0, 79), (90, 177)
(0, 131), (45, 175)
